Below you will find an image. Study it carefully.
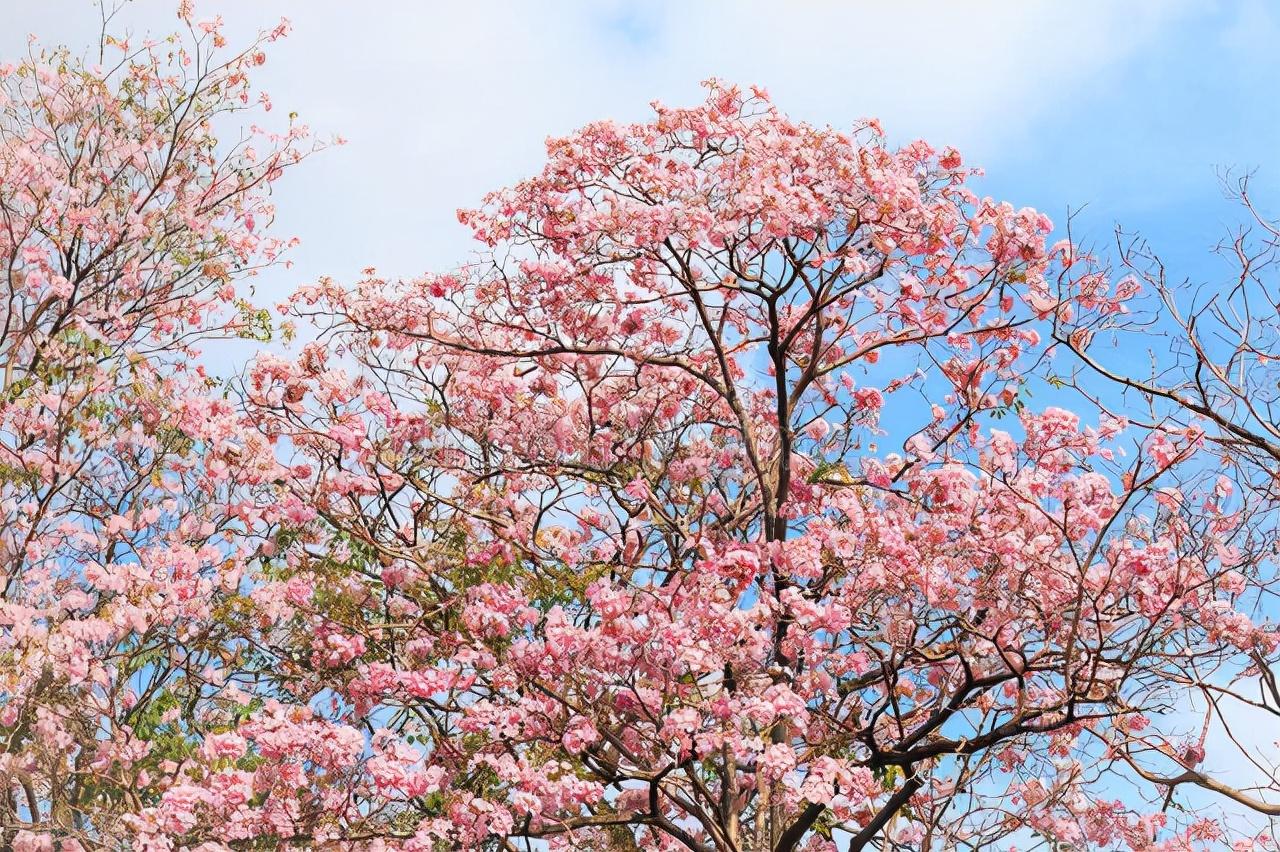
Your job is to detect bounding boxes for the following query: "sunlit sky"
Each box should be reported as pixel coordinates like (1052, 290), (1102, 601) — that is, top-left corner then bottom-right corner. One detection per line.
(4, 0), (1280, 302)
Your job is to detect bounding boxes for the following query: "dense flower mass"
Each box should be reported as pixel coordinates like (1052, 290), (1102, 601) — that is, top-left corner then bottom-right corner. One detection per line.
(2, 8), (1279, 852)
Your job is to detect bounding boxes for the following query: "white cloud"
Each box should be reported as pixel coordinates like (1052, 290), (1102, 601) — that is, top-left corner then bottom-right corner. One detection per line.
(0, 0), (1200, 295)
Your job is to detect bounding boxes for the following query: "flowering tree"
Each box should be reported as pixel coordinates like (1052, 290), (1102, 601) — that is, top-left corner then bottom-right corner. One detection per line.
(0, 7), (311, 848)
(1052, 175), (1280, 828)
(240, 86), (1272, 851)
(2, 9), (1277, 852)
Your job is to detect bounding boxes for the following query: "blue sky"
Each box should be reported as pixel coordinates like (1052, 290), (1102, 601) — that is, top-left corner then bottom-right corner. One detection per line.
(979, 1), (1280, 271)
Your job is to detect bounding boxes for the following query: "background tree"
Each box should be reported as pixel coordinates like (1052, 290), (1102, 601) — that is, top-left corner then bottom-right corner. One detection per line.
(0, 6), (312, 847)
